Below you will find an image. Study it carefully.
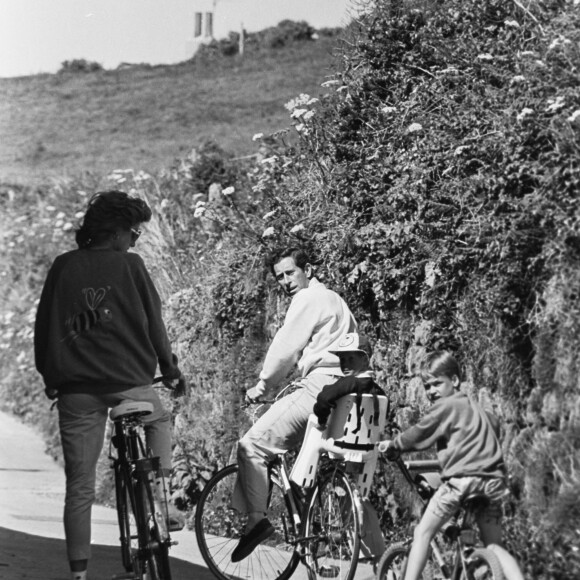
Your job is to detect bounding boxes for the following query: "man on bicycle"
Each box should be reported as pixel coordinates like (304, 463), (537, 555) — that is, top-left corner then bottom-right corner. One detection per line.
(231, 247), (356, 562)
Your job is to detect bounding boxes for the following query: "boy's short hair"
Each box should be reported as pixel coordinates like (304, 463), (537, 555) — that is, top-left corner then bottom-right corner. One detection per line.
(420, 350), (462, 382)
(329, 333), (373, 359)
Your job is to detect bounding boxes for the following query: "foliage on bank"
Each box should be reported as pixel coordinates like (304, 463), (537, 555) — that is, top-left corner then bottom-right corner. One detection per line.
(1, 1), (579, 578)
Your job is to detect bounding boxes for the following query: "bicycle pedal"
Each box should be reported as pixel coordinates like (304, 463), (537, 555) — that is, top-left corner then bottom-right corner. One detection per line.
(318, 564), (340, 578)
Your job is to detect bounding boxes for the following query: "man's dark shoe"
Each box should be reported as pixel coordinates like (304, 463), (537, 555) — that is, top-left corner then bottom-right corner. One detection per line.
(231, 518), (275, 562)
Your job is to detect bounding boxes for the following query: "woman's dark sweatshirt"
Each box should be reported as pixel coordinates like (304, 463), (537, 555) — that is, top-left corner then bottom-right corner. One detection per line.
(34, 248), (180, 393)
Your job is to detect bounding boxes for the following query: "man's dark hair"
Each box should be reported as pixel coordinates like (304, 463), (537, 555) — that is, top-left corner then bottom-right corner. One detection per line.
(267, 247), (312, 276)
(75, 190), (152, 248)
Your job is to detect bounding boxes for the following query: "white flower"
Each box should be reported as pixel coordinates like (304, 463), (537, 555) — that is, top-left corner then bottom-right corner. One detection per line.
(262, 226), (275, 238)
(504, 19), (520, 28)
(535, 60), (546, 68)
(285, 93), (311, 111)
(55, 219), (64, 228)
(336, 85), (348, 92)
(407, 123), (423, 133)
(75, 211), (85, 219)
(511, 75), (526, 84)
(263, 210), (277, 220)
(291, 108), (308, 119)
(63, 222), (74, 231)
(222, 186), (235, 196)
(303, 110), (315, 121)
(477, 53), (493, 61)
(195, 200), (206, 208)
(295, 123), (305, 133)
(261, 156), (278, 164)
(321, 79), (340, 87)
(46, 205), (56, 212)
(77, 190), (87, 197)
(382, 106), (397, 114)
(545, 96), (566, 113)
(307, 97), (319, 105)
(252, 132), (264, 141)
(519, 51), (536, 58)
(567, 110), (580, 123)
(517, 108), (534, 121)
(290, 224), (305, 234)
(56, 211), (66, 220)
(194, 206), (206, 218)
(160, 199), (169, 210)
(454, 146), (469, 156)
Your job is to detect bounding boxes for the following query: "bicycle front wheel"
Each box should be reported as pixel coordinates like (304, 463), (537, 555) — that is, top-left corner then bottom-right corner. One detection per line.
(376, 542), (409, 580)
(462, 547), (505, 580)
(303, 468), (361, 580)
(195, 463), (300, 580)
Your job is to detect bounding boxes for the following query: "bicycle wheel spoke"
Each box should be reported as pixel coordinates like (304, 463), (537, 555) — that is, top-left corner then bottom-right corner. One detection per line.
(195, 464), (300, 580)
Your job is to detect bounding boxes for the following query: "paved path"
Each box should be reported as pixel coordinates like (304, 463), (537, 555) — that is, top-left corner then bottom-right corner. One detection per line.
(0, 410), (376, 580)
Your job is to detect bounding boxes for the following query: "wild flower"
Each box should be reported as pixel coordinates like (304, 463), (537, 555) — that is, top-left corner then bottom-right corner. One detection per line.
(75, 211), (85, 219)
(517, 108), (534, 121)
(252, 133), (264, 141)
(290, 224), (305, 234)
(291, 108), (308, 119)
(263, 210), (277, 220)
(160, 199), (169, 210)
(382, 106), (397, 114)
(262, 226), (275, 238)
(56, 212), (66, 220)
(519, 50), (536, 58)
(511, 75), (526, 84)
(321, 79), (340, 87)
(46, 205), (56, 212)
(545, 96), (566, 113)
(63, 222), (74, 231)
(295, 123), (307, 133)
(303, 110), (315, 121)
(222, 186), (235, 196)
(306, 98), (319, 106)
(567, 110), (580, 123)
(504, 19), (520, 27)
(477, 53), (493, 61)
(407, 123), (423, 133)
(194, 206), (206, 218)
(285, 94), (312, 112)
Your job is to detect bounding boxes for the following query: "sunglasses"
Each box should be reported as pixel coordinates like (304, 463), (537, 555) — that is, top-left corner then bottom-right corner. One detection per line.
(130, 228), (142, 242)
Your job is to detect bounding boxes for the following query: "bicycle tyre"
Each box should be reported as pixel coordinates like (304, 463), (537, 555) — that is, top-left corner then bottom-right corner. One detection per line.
(462, 547), (505, 580)
(195, 463), (300, 580)
(135, 475), (172, 580)
(376, 541), (443, 580)
(114, 461), (138, 573)
(302, 468), (360, 580)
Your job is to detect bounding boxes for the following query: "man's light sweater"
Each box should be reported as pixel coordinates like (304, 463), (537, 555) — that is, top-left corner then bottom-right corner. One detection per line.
(259, 278), (356, 388)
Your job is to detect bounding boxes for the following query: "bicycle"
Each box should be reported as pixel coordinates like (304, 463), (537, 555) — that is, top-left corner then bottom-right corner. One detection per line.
(108, 378), (177, 580)
(376, 457), (505, 580)
(195, 389), (387, 580)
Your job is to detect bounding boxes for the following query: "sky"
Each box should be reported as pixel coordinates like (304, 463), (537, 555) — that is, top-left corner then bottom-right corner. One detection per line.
(0, 0), (359, 78)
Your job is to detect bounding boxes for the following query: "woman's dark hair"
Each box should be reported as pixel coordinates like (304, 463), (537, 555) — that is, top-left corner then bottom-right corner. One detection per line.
(267, 247), (312, 276)
(75, 190), (152, 249)
(420, 350), (462, 382)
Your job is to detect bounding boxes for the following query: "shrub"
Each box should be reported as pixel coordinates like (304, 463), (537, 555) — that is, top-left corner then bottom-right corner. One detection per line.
(59, 59), (104, 73)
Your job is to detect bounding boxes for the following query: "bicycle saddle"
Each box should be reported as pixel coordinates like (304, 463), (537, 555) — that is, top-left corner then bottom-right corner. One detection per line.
(110, 401), (154, 421)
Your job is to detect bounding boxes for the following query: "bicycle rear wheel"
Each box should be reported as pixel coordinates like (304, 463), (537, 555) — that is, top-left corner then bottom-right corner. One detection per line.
(376, 542), (408, 580)
(195, 463), (300, 580)
(135, 472), (172, 580)
(115, 462), (139, 574)
(302, 468), (360, 580)
(462, 548), (505, 580)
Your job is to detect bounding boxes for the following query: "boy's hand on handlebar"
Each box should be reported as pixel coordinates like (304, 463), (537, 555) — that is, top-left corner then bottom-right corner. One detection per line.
(245, 379), (266, 403)
(378, 439), (401, 461)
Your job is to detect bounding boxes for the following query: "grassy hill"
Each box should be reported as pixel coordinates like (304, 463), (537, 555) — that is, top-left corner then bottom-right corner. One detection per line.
(0, 37), (339, 185)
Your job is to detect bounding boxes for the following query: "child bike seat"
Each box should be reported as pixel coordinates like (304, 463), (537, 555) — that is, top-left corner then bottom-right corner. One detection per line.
(110, 401), (154, 421)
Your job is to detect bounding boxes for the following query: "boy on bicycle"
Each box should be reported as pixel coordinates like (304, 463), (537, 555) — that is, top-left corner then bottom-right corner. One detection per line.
(379, 351), (524, 580)
(313, 332), (387, 567)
